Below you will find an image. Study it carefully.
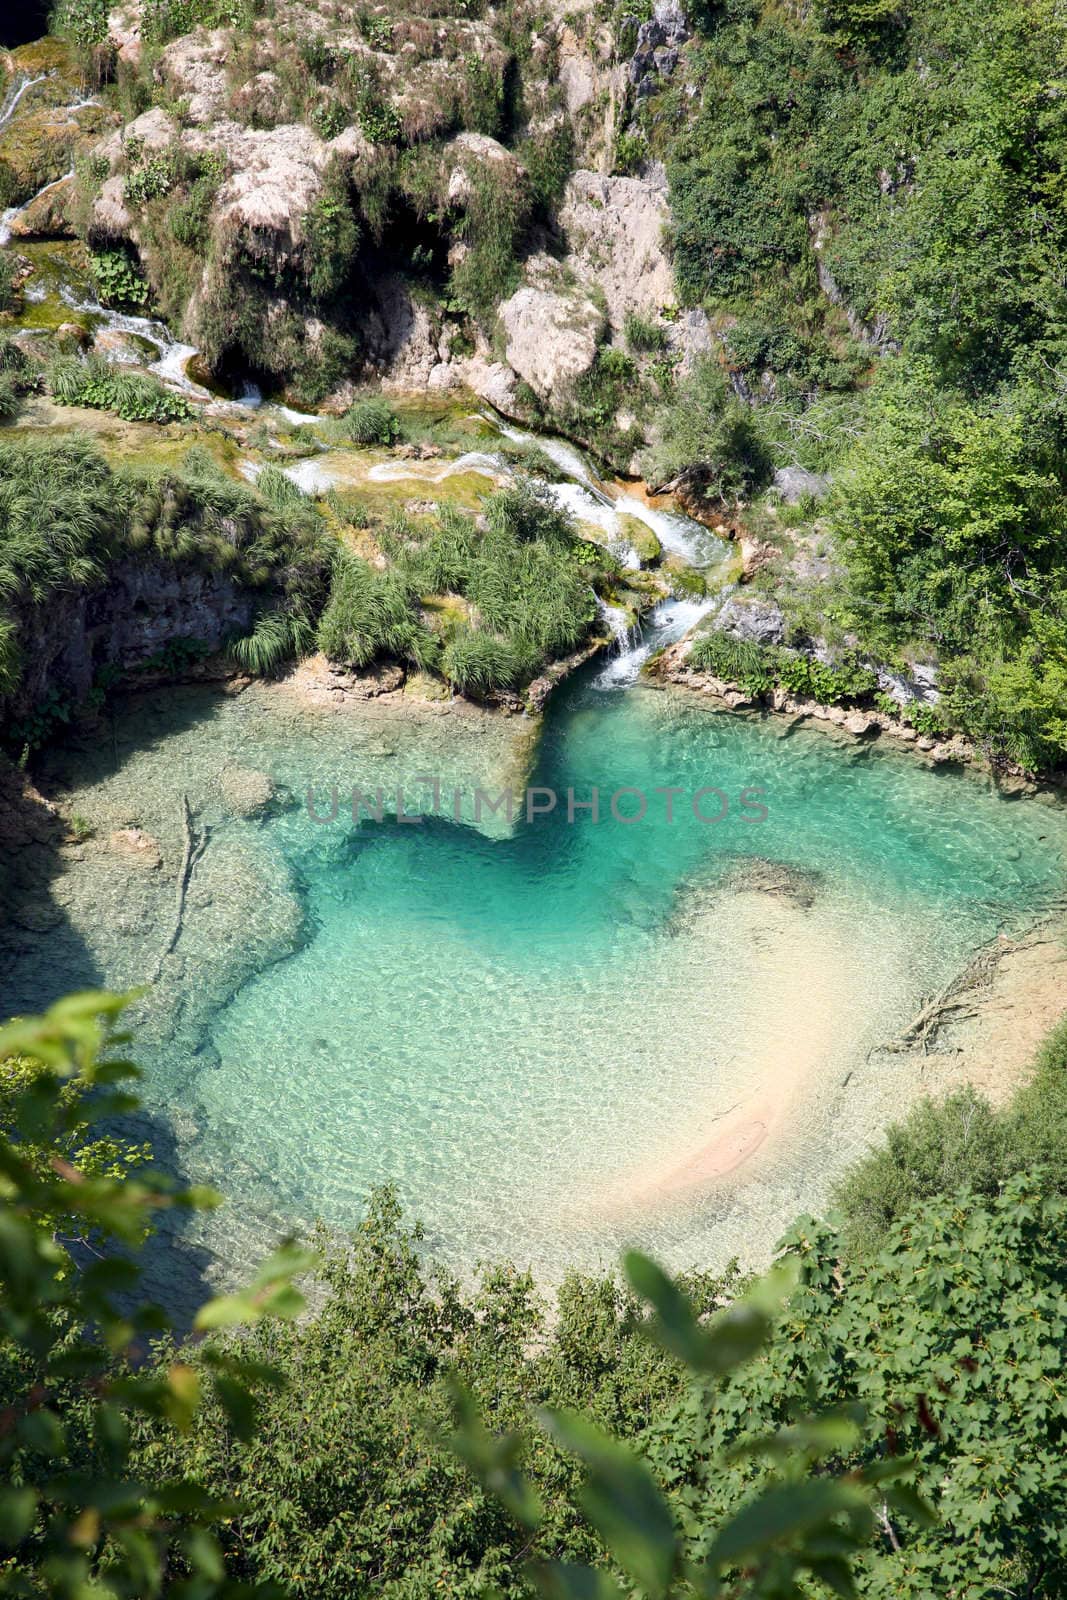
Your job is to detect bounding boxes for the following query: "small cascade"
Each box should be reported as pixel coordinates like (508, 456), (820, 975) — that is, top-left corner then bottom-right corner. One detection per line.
(612, 493), (720, 569)
(234, 377), (262, 409)
(593, 593), (719, 692)
(0, 73), (49, 132)
(596, 596), (637, 654)
(0, 167), (74, 246)
(479, 408), (720, 574)
(367, 449), (503, 485)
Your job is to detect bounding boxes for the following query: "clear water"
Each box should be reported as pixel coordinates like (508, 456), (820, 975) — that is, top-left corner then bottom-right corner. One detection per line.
(16, 662), (1058, 1298)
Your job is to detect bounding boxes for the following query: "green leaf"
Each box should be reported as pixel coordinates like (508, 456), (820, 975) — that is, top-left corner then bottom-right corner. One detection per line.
(447, 1382), (543, 1528)
(0, 1487), (37, 1546)
(529, 1562), (628, 1599)
(885, 1482), (939, 1529)
(705, 1481), (873, 1570)
(539, 1410), (677, 1598)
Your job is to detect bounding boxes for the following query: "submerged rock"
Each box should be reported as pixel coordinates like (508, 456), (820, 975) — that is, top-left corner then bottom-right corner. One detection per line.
(109, 827), (162, 869)
(220, 766), (275, 818)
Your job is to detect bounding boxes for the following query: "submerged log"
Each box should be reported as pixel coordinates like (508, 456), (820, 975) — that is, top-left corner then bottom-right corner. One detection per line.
(151, 794), (206, 981)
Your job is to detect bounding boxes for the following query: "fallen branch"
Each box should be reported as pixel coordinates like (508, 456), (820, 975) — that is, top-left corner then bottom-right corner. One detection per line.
(883, 908), (1067, 1056)
(151, 794), (203, 982)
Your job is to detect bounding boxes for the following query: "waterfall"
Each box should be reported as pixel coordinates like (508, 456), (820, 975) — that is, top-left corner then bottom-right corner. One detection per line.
(0, 73), (49, 133)
(593, 593), (720, 692)
(596, 596), (637, 653)
(479, 407), (723, 574)
(0, 167), (74, 247)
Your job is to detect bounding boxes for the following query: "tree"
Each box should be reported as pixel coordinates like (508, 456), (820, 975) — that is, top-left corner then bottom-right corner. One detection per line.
(0, 992), (314, 1598)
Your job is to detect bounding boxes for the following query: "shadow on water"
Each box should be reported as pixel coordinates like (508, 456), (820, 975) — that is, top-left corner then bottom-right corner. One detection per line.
(0, 684), (254, 1329)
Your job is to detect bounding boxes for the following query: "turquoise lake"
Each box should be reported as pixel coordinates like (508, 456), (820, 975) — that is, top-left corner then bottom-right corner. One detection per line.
(5, 655), (1067, 1297)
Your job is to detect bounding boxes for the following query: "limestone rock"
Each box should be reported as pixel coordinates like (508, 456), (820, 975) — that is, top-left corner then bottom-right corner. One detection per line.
(739, 533), (775, 578)
(107, 2), (144, 65)
(876, 662), (940, 705)
(286, 653), (406, 707)
(158, 28), (230, 123)
(498, 257), (604, 406)
(109, 827), (162, 868)
(469, 359), (521, 415)
(843, 711), (875, 737)
(8, 174), (74, 239)
(772, 466), (830, 504)
(712, 595), (786, 647)
(90, 174), (132, 238)
(220, 766), (276, 818)
(558, 169), (674, 332)
(444, 131), (522, 206)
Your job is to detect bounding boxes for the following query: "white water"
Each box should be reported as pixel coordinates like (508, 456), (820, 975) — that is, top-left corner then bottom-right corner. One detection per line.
(0, 165), (76, 247)
(596, 595), (637, 653)
(594, 594), (719, 691)
(0, 73), (50, 133)
(480, 409), (722, 572)
(366, 450), (503, 485)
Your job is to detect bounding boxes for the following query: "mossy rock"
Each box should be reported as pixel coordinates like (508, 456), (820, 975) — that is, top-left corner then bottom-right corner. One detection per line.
(617, 512), (661, 566)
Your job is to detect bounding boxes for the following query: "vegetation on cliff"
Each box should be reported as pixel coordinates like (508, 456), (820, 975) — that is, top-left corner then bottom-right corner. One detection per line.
(633, 0), (1067, 771)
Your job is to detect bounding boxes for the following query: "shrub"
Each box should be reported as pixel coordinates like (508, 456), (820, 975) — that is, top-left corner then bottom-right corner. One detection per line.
(344, 397), (401, 445)
(773, 648), (877, 705)
(644, 358), (774, 501)
(231, 607), (312, 673)
(316, 550), (438, 670)
(89, 249), (150, 310)
(45, 355), (193, 424)
(0, 252), (14, 313)
(689, 630), (774, 694)
(624, 311), (669, 353)
(441, 625), (522, 694)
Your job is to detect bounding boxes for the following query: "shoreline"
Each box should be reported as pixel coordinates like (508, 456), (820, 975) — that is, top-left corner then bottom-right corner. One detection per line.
(649, 638), (1066, 801)
(599, 903), (1067, 1222)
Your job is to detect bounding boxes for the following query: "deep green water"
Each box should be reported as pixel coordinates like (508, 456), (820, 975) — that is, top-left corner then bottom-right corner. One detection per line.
(143, 666), (1067, 1284)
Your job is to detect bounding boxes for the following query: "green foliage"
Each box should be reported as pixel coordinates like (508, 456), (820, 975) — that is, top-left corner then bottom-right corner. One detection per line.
(0, 991), (313, 1598)
(830, 366), (1067, 765)
(50, 0), (112, 46)
(521, 122), (576, 211)
(662, 0), (1067, 770)
(139, 0), (267, 44)
(449, 162), (529, 326)
(343, 397), (401, 446)
(316, 549), (439, 671)
(358, 95), (401, 146)
(46, 354), (194, 424)
(689, 630), (773, 695)
(773, 648), (878, 706)
(303, 176), (360, 299)
(315, 482), (598, 693)
(838, 1012), (1067, 1253)
(0, 436), (331, 733)
(624, 312), (669, 354)
(644, 359), (773, 502)
(0, 253), (14, 314)
(89, 249), (150, 311)
(457, 1175), (1067, 1599)
(230, 607), (312, 674)
(441, 625), (523, 694)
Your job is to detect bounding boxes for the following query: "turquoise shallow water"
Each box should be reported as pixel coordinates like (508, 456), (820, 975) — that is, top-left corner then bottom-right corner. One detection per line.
(5, 664), (1067, 1291)
(160, 669), (1067, 1281)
